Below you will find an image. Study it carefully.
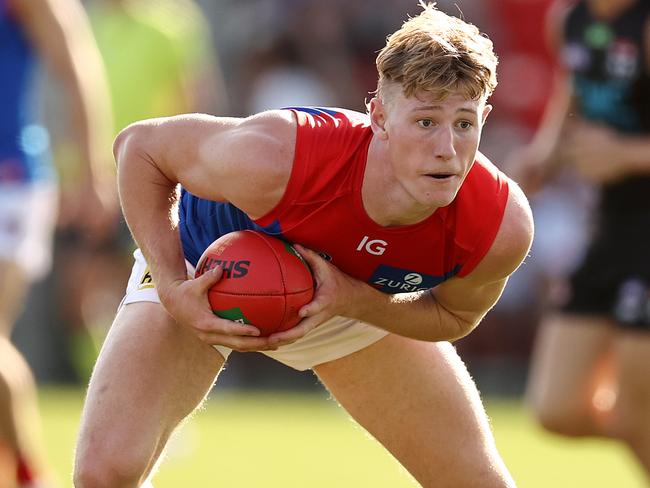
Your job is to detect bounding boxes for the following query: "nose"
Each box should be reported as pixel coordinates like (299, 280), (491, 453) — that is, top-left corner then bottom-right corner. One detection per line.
(434, 126), (456, 161)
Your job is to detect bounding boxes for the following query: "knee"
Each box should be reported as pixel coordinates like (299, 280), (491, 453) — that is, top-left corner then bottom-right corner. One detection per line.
(73, 442), (148, 488)
(423, 455), (516, 488)
(530, 399), (593, 437)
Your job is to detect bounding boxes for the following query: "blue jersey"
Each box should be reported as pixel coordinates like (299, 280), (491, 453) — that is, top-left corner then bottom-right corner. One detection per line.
(0, 0), (54, 184)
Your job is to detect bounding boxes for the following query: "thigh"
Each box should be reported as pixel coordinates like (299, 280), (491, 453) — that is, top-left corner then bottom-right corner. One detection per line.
(314, 334), (515, 488)
(75, 301), (225, 476)
(526, 314), (614, 420)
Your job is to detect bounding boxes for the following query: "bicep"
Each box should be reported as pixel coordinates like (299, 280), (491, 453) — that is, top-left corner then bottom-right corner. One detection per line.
(118, 111), (296, 216)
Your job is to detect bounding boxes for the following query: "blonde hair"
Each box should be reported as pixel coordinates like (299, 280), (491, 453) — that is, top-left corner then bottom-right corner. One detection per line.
(376, 2), (498, 102)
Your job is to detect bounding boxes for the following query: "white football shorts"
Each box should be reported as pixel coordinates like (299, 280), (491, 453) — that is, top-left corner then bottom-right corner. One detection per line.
(120, 249), (389, 370)
(0, 183), (58, 281)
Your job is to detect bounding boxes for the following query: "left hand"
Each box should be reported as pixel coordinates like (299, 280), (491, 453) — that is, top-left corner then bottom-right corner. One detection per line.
(267, 244), (366, 347)
(562, 121), (629, 184)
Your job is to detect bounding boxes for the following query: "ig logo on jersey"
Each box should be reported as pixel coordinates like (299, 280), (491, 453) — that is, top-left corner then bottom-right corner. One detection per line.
(356, 235), (388, 256)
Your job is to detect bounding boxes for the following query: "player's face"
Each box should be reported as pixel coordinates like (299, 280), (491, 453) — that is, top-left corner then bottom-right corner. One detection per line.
(370, 87), (491, 210)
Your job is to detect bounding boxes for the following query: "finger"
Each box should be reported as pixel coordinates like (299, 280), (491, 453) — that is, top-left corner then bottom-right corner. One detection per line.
(298, 303), (315, 319)
(217, 317), (261, 337)
(195, 332), (276, 352)
(268, 315), (320, 346)
(194, 312), (261, 337)
(293, 245), (325, 283)
(293, 244), (322, 268)
(227, 335), (277, 352)
(195, 265), (224, 289)
(298, 294), (326, 318)
(267, 326), (306, 347)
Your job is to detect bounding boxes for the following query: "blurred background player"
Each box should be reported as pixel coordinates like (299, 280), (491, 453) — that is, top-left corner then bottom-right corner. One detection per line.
(0, 0), (114, 485)
(46, 0), (227, 381)
(511, 0), (650, 479)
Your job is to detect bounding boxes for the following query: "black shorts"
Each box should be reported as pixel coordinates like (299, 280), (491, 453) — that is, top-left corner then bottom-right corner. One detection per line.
(561, 213), (650, 331)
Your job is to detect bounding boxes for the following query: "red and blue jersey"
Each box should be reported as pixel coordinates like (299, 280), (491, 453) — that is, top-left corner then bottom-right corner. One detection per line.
(179, 107), (509, 294)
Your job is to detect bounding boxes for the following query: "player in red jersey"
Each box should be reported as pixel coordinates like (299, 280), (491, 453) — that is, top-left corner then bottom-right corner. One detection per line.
(74, 3), (533, 487)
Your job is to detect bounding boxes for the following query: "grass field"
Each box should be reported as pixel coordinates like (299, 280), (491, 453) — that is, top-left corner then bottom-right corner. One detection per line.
(41, 387), (646, 487)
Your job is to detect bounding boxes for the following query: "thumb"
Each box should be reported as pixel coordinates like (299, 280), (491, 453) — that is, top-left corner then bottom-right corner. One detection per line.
(293, 244), (322, 270)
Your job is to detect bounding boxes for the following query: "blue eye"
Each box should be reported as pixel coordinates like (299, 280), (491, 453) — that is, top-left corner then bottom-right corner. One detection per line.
(458, 120), (473, 130)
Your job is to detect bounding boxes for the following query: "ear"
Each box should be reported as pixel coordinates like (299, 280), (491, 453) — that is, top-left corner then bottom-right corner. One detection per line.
(369, 97), (389, 140)
(481, 104), (493, 125)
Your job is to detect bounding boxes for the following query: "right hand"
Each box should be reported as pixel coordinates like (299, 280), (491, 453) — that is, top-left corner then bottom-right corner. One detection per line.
(267, 244), (367, 348)
(158, 266), (277, 351)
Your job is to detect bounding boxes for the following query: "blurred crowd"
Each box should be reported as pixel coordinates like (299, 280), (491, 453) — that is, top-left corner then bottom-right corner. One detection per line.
(13, 0), (588, 393)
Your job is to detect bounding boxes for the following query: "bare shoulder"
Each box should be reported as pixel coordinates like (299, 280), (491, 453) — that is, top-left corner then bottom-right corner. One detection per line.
(212, 110), (296, 177)
(200, 110), (297, 217)
(115, 110), (297, 217)
(466, 180), (534, 284)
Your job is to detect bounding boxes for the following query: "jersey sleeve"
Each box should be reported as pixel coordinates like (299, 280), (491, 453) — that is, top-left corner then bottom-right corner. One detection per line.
(254, 107), (371, 228)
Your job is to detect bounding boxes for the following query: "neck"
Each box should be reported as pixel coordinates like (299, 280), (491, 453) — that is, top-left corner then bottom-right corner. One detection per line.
(587, 0), (636, 19)
(362, 137), (438, 227)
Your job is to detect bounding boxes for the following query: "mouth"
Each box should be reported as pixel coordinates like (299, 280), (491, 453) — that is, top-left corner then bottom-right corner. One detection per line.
(425, 173), (455, 180)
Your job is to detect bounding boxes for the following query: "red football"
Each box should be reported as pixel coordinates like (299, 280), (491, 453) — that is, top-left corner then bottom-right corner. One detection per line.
(194, 230), (315, 336)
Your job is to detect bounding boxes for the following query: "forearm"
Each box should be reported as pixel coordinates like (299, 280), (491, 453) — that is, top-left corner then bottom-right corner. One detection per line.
(115, 128), (188, 296)
(349, 286), (476, 342)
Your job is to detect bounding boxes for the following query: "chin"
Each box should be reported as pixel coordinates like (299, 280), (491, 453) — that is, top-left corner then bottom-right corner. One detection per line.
(420, 188), (459, 208)
(432, 196), (456, 208)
